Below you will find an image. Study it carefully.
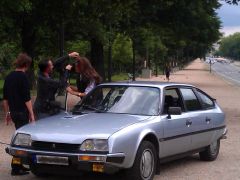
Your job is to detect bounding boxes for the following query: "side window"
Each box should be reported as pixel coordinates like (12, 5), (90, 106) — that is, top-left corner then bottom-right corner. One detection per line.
(196, 90), (215, 109)
(180, 88), (202, 111)
(163, 88), (184, 114)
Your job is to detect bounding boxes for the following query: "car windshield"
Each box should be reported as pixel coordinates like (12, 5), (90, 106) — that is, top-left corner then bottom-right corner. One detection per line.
(72, 86), (160, 116)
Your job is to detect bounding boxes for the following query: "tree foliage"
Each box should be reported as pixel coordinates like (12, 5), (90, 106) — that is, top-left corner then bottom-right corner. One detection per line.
(0, 0), (225, 80)
(217, 33), (240, 60)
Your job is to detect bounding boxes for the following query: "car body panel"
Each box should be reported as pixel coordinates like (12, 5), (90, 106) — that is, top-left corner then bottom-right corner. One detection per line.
(17, 112), (151, 144)
(160, 114), (192, 157)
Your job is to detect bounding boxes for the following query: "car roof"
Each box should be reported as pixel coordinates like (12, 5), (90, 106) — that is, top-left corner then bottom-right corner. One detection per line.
(100, 81), (195, 89)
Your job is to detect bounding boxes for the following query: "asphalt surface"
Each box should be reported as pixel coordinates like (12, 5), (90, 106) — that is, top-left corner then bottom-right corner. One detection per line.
(211, 61), (240, 86)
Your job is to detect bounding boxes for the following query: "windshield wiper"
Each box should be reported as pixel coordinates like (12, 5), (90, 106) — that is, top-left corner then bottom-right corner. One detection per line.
(81, 105), (105, 113)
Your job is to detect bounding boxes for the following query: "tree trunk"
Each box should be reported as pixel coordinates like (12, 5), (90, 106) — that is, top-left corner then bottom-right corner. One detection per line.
(132, 40), (136, 81)
(90, 38), (105, 81)
(107, 43), (112, 82)
(59, 22), (64, 56)
(21, 16), (36, 89)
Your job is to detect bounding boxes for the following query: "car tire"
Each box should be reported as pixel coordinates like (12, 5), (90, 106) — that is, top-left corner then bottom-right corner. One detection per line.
(125, 141), (157, 180)
(199, 139), (220, 161)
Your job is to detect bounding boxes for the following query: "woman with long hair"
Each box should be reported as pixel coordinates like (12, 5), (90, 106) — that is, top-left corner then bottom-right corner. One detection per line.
(67, 56), (102, 97)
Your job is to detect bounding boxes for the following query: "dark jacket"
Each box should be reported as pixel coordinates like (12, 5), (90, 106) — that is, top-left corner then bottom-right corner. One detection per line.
(34, 55), (69, 114)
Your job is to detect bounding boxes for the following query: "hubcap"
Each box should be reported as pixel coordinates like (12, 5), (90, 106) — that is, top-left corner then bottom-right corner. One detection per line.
(210, 141), (218, 154)
(140, 149), (154, 179)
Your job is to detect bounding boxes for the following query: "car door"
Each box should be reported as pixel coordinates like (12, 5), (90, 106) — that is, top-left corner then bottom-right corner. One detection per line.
(161, 87), (192, 158)
(179, 88), (214, 150)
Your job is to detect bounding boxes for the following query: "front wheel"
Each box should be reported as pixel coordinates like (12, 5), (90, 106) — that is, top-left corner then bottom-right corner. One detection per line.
(199, 139), (220, 161)
(125, 141), (157, 180)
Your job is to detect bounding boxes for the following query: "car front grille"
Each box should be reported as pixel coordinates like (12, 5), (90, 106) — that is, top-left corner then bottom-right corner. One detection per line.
(31, 141), (80, 153)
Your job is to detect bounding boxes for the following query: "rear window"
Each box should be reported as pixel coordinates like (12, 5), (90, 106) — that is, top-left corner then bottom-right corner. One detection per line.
(180, 88), (202, 111)
(196, 90), (215, 109)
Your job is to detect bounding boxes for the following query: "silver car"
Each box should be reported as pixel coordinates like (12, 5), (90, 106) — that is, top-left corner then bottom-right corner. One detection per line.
(6, 82), (227, 180)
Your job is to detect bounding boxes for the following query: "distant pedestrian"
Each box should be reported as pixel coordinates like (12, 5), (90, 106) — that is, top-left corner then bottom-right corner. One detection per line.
(3, 53), (35, 176)
(165, 66), (171, 81)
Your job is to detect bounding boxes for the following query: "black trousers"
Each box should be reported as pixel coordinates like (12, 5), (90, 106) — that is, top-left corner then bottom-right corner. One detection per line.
(10, 111), (29, 171)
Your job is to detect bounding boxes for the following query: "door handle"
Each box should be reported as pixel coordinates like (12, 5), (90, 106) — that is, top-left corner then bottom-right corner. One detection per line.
(206, 117), (211, 124)
(186, 120), (192, 127)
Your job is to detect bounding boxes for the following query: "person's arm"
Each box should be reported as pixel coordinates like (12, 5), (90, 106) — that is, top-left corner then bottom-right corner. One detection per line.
(3, 100), (11, 125)
(53, 52), (79, 70)
(66, 86), (81, 96)
(53, 55), (69, 70)
(40, 75), (62, 89)
(25, 100), (35, 122)
(66, 81), (95, 97)
(84, 80), (95, 95)
(3, 80), (8, 112)
(3, 81), (12, 125)
(22, 76), (35, 123)
(69, 85), (78, 91)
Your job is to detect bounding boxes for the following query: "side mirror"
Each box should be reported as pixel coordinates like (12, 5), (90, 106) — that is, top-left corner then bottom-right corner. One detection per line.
(167, 107), (182, 119)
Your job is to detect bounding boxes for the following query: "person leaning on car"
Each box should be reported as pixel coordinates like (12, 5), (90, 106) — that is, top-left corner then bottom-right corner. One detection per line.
(3, 53), (35, 176)
(66, 56), (102, 98)
(34, 52), (79, 119)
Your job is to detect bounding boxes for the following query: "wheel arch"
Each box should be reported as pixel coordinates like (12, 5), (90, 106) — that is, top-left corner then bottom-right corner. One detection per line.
(141, 133), (160, 157)
(135, 131), (160, 174)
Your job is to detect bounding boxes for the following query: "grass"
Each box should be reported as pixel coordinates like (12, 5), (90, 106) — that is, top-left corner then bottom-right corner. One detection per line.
(111, 73), (129, 82)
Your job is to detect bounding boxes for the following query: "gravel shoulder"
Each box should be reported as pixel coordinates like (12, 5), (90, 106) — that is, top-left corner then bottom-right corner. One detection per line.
(0, 59), (240, 179)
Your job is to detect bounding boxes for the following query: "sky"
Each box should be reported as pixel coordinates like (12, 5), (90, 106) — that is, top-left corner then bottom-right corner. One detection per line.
(217, 2), (240, 36)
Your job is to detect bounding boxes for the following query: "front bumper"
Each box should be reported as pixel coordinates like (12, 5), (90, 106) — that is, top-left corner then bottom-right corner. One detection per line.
(221, 127), (228, 139)
(6, 146), (125, 174)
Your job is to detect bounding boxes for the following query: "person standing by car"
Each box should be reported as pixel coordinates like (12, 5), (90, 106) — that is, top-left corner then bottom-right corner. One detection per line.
(34, 52), (79, 119)
(66, 56), (102, 98)
(3, 53), (35, 176)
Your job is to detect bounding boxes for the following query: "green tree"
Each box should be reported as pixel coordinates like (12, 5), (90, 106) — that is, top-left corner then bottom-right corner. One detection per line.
(217, 33), (240, 60)
(112, 34), (133, 73)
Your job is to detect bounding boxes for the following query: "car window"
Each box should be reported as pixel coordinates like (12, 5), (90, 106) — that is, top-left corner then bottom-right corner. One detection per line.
(196, 90), (215, 109)
(74, 86), (160, 116)
(163, 88), (184, 114)
(180, 88), (202, 111)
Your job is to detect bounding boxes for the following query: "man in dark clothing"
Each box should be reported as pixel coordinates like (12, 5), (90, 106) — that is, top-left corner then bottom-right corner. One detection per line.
(34, 52), (78, 119)
(3, 53), (35, 176)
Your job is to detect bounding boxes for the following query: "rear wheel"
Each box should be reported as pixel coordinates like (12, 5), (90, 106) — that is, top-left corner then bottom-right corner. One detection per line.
(199, 139), (220, 161)
(125, 141), (157, 180)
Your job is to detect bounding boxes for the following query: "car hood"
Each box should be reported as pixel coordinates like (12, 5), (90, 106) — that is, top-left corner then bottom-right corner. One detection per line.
(17, 112), (151, 144)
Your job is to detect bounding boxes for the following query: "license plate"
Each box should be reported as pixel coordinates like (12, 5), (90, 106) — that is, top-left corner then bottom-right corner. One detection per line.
(36, 155), (69, 166)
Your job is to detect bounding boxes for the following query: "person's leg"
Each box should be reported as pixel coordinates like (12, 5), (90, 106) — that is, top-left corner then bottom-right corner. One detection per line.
(10, 112), (30, 175)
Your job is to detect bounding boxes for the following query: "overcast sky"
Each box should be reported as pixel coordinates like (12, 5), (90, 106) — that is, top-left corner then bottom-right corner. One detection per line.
(217, 2), (240, 36)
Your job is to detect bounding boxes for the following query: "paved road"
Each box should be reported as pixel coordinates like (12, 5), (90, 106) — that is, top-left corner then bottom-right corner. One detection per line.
(211, 62), (240, 85)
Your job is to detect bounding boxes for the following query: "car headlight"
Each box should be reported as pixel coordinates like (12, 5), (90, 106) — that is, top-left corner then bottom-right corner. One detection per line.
(13, 133), (32, 147)
(80, 139), (108, 152)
